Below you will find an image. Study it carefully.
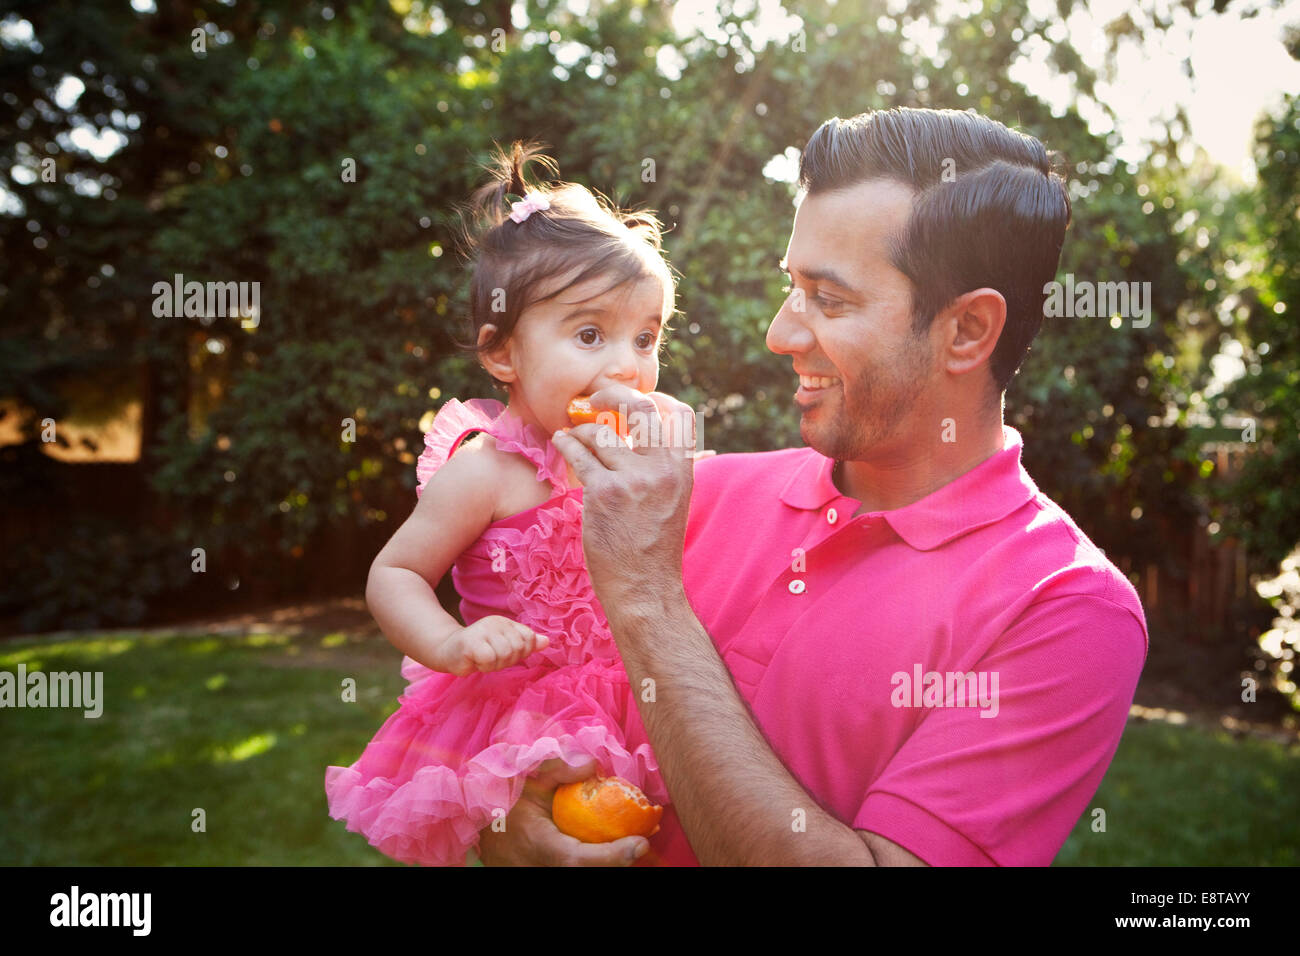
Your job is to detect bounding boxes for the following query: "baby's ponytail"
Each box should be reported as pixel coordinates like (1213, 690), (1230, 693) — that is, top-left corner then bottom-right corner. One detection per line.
(465, 140), (558, 233)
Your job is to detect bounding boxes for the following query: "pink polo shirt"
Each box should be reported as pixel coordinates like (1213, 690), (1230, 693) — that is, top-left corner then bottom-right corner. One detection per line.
(646, 425), (1147, 866)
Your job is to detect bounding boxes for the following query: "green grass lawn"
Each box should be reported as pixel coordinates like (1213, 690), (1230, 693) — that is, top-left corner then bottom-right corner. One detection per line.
(1055, 719), (1300, 866)
(0, 628), (408, 865)
(2, 627), (1297, 865)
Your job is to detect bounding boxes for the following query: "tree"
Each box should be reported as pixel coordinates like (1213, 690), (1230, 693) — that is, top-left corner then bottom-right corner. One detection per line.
(0, 0), (1249, 642)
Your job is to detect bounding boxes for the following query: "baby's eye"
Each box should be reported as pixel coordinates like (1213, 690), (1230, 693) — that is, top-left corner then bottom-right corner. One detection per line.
(577, 328), (601, 345)
(636, 332), (657, 350)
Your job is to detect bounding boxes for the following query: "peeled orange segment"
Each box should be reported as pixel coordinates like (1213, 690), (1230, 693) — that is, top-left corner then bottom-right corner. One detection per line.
(566, 396), (629, 438)
(552, 775), (663, 843)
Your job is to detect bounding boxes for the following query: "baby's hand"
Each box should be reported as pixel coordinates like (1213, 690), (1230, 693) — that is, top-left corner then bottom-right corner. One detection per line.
(438, 616), (548, 676)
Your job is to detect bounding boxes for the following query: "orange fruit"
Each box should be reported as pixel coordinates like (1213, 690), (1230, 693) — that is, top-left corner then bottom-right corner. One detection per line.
(566, 396), (629, 438)
(551, 775), (663, 843)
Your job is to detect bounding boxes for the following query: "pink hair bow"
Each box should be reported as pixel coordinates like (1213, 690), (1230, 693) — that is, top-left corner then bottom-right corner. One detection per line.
(508, 192), (551, 223)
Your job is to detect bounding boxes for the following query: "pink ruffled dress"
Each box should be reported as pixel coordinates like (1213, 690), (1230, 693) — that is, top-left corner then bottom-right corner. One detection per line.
(324, 398), (665, 865)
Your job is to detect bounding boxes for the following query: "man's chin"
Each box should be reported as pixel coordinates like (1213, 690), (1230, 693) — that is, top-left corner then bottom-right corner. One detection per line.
(798, 415), (844, 460)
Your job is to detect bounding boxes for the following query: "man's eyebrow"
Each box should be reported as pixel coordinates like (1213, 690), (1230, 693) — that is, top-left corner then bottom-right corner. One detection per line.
(779, 257), (859, 294)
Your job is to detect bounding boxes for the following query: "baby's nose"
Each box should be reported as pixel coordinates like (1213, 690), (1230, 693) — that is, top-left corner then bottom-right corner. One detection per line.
(603, 346), (641, 380)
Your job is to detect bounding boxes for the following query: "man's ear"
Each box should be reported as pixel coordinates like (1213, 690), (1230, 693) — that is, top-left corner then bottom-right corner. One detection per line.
(476, 324), (517, 385)
(939, 288), (1005, 378)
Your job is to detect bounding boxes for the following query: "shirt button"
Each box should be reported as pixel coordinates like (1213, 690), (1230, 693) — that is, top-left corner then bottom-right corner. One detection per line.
(826, 507), (838, 525)
(788, 579), (806, 595)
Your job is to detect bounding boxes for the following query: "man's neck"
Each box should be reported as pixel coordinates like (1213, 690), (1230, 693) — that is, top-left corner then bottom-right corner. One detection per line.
(835, 416), (1006, 515)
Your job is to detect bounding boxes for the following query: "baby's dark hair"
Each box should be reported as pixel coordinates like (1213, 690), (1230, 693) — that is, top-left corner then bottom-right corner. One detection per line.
(456, 141), (676, 383)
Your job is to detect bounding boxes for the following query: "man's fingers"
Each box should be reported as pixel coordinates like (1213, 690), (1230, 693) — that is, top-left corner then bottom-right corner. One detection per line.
(570, 388), (697, 461)
(646, 390), (692, 418)
(588, 386), (664, 454)
(604, 835), (651, 864)
(643, 392), (696, 462)
(507, 801), (642, 867)
(553, 424), (632, 474)
(525, 758), (599, 797)
(588, 385), (657, 421)
(483, 761), (651, 866)
(549, 834), (649, 867)
(551, 428), (611, 483)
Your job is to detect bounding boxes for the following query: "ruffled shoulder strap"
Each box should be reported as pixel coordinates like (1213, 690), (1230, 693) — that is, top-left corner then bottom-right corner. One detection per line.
(415, 398), (570, 498)
(482, 406), (573, 494)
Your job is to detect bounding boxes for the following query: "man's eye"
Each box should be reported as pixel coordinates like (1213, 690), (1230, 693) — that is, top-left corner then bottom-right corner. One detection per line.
(816, 295), (844, 313)
(577, 328), (600, 345)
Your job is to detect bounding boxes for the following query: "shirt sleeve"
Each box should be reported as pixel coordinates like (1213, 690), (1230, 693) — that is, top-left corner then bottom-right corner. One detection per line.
(853, 592), (1147, 866)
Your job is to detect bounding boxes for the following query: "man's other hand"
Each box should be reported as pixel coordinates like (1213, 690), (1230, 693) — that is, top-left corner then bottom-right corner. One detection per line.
(477, 758), (652, 866)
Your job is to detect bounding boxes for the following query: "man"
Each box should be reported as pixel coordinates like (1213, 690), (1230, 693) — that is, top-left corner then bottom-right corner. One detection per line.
(479, 107), (1148, 866)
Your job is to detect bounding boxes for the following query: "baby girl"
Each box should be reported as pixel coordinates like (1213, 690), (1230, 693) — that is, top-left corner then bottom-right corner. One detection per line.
(325, 141), (676, 865)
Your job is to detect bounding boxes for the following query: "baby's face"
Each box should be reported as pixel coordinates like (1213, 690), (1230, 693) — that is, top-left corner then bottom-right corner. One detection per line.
(495, 270), (669, 436)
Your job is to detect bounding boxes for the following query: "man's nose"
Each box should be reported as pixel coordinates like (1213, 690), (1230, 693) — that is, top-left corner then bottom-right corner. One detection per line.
(766, 294), (816, 356)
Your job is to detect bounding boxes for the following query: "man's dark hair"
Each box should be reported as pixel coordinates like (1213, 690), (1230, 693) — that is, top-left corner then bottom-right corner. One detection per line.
(797, 107), (1071, 393)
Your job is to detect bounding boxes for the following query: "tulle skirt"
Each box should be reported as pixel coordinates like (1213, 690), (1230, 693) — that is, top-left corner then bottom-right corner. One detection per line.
(324, 654), (663, 866)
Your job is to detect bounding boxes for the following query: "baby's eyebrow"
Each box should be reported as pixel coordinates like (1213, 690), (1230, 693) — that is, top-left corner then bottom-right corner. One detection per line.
(560, 307), (606, 322)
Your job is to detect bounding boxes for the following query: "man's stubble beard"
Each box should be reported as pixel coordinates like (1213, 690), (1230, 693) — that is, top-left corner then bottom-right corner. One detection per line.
(804, 327), (935, 465)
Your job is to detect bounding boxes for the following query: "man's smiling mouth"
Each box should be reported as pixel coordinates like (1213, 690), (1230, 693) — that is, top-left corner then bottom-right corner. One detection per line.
(798, 374), (840, 390)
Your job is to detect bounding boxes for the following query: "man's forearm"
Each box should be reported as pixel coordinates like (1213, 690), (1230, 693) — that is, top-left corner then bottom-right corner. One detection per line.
(610, 586), (877, 866)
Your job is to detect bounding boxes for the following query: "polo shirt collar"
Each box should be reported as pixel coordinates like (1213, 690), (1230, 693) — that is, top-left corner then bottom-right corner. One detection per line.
(779, 425), (1039, 551)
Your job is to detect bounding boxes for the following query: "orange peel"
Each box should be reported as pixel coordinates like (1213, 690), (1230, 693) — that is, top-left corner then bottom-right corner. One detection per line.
(552, 775), (663, 843)
(566, 396), (629, 438)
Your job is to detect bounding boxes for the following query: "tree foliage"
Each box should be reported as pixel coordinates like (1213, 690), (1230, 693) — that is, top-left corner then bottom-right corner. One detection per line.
(0, 0), (1282, 651)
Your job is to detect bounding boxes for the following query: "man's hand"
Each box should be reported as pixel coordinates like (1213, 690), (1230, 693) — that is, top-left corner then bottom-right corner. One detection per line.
(476, 758), (651, 866)
(551, 386), (696, 613)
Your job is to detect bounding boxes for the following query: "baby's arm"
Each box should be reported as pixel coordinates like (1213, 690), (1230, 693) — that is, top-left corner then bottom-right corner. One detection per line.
(366, 438), (547, 675)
